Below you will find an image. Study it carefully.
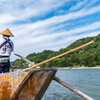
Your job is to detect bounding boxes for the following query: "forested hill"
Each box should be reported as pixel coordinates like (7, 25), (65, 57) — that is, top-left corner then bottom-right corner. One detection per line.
(12, 33), (100, 67)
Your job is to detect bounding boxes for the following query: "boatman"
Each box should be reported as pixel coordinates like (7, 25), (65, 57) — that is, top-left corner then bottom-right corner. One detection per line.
(0, 29), (14, 73)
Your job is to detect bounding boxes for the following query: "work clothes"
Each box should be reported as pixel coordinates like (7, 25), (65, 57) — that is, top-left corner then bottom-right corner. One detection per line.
(0, 37), (14, 73)
(0, 61), (10, 73)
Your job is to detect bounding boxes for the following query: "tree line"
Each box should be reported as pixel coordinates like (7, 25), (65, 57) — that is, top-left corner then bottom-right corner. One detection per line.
(12, 33), (100, 68)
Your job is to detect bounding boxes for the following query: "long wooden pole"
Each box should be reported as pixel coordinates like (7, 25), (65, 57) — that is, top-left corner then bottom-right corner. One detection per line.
(53, 76), (94, 100)
(24, 40), (94, 71)
(15, 54), (94, 100)
(14, 54), (40, 68)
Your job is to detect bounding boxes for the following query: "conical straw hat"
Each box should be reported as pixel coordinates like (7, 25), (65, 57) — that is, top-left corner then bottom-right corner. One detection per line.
(0, 28), (14, 37)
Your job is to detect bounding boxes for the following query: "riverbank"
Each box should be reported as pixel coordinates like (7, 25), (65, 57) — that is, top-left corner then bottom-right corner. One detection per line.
(57, 66), (100, 69)
(10, 66), (100, 70)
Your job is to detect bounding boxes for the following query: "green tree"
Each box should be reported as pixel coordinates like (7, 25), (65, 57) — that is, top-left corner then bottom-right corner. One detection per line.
(80, 52), (96, 67)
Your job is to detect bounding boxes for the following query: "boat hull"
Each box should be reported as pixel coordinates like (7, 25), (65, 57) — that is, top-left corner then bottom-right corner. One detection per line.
(0, 68), (57, 100)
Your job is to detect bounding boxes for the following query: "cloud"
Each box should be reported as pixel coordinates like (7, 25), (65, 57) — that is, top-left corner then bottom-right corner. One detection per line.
(13, 21), (100, 49)
(9, 4), (100, 41)
(0, 14), (17, 24)
(69, 0), (87, 11)
(5, 3), (100, 47)
(1, 0), (100, 26)
(0, 0), (67, 25)
(0, 0), (100, 61)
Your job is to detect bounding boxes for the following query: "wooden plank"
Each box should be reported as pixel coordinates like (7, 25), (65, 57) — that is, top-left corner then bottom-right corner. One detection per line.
(12, 69), (57, 100)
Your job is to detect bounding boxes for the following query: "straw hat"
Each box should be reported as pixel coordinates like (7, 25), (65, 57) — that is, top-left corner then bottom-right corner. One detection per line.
(0, 28), (14, 37)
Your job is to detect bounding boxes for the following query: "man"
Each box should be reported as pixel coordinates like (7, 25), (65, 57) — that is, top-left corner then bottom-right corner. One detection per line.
(0, 28), (14, 73)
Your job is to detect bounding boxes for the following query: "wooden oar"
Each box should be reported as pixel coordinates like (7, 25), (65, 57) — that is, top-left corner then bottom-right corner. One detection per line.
(15, 54), (94, 100)
(24, 40), (94, 71)
(53, 76), (94, 100)
(14, 54), (40, 69)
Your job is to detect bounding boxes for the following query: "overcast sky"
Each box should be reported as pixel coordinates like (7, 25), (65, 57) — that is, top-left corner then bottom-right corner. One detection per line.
(0, 0), (100, 61)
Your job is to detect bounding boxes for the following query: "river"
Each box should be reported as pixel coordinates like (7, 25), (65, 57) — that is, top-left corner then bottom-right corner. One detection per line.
(42, 69), (100, 100)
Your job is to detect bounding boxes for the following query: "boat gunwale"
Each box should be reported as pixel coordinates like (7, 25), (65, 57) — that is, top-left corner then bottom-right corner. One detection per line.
(11, 68), (57, 100)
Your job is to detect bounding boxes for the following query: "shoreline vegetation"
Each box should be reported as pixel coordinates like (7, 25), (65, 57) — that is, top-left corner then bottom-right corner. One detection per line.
(10, 66), (100, 70)
(12, 34), (100, 68)
(57, 66), (100, 69)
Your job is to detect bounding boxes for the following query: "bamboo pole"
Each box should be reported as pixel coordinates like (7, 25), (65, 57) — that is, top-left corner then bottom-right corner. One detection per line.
(24, 40), (94, 71)
(15, 54), (94, 100)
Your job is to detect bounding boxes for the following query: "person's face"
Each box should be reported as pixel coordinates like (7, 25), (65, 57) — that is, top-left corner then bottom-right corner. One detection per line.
(3, 35), (9, 37)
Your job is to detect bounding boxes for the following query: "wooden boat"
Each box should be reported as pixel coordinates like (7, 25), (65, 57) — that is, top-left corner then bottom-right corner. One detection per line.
(0, 41), (94, 100)
(0, 68), (57, 100)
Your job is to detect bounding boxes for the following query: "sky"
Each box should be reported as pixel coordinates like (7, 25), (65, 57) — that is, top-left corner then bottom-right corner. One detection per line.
(0, 0), (100, 61)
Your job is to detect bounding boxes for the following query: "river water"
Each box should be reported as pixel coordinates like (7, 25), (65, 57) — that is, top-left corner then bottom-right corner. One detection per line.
(42, 69), (100, 100)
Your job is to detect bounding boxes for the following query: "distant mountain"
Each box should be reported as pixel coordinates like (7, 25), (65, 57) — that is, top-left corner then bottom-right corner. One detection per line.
(12, 33), (100, 67)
